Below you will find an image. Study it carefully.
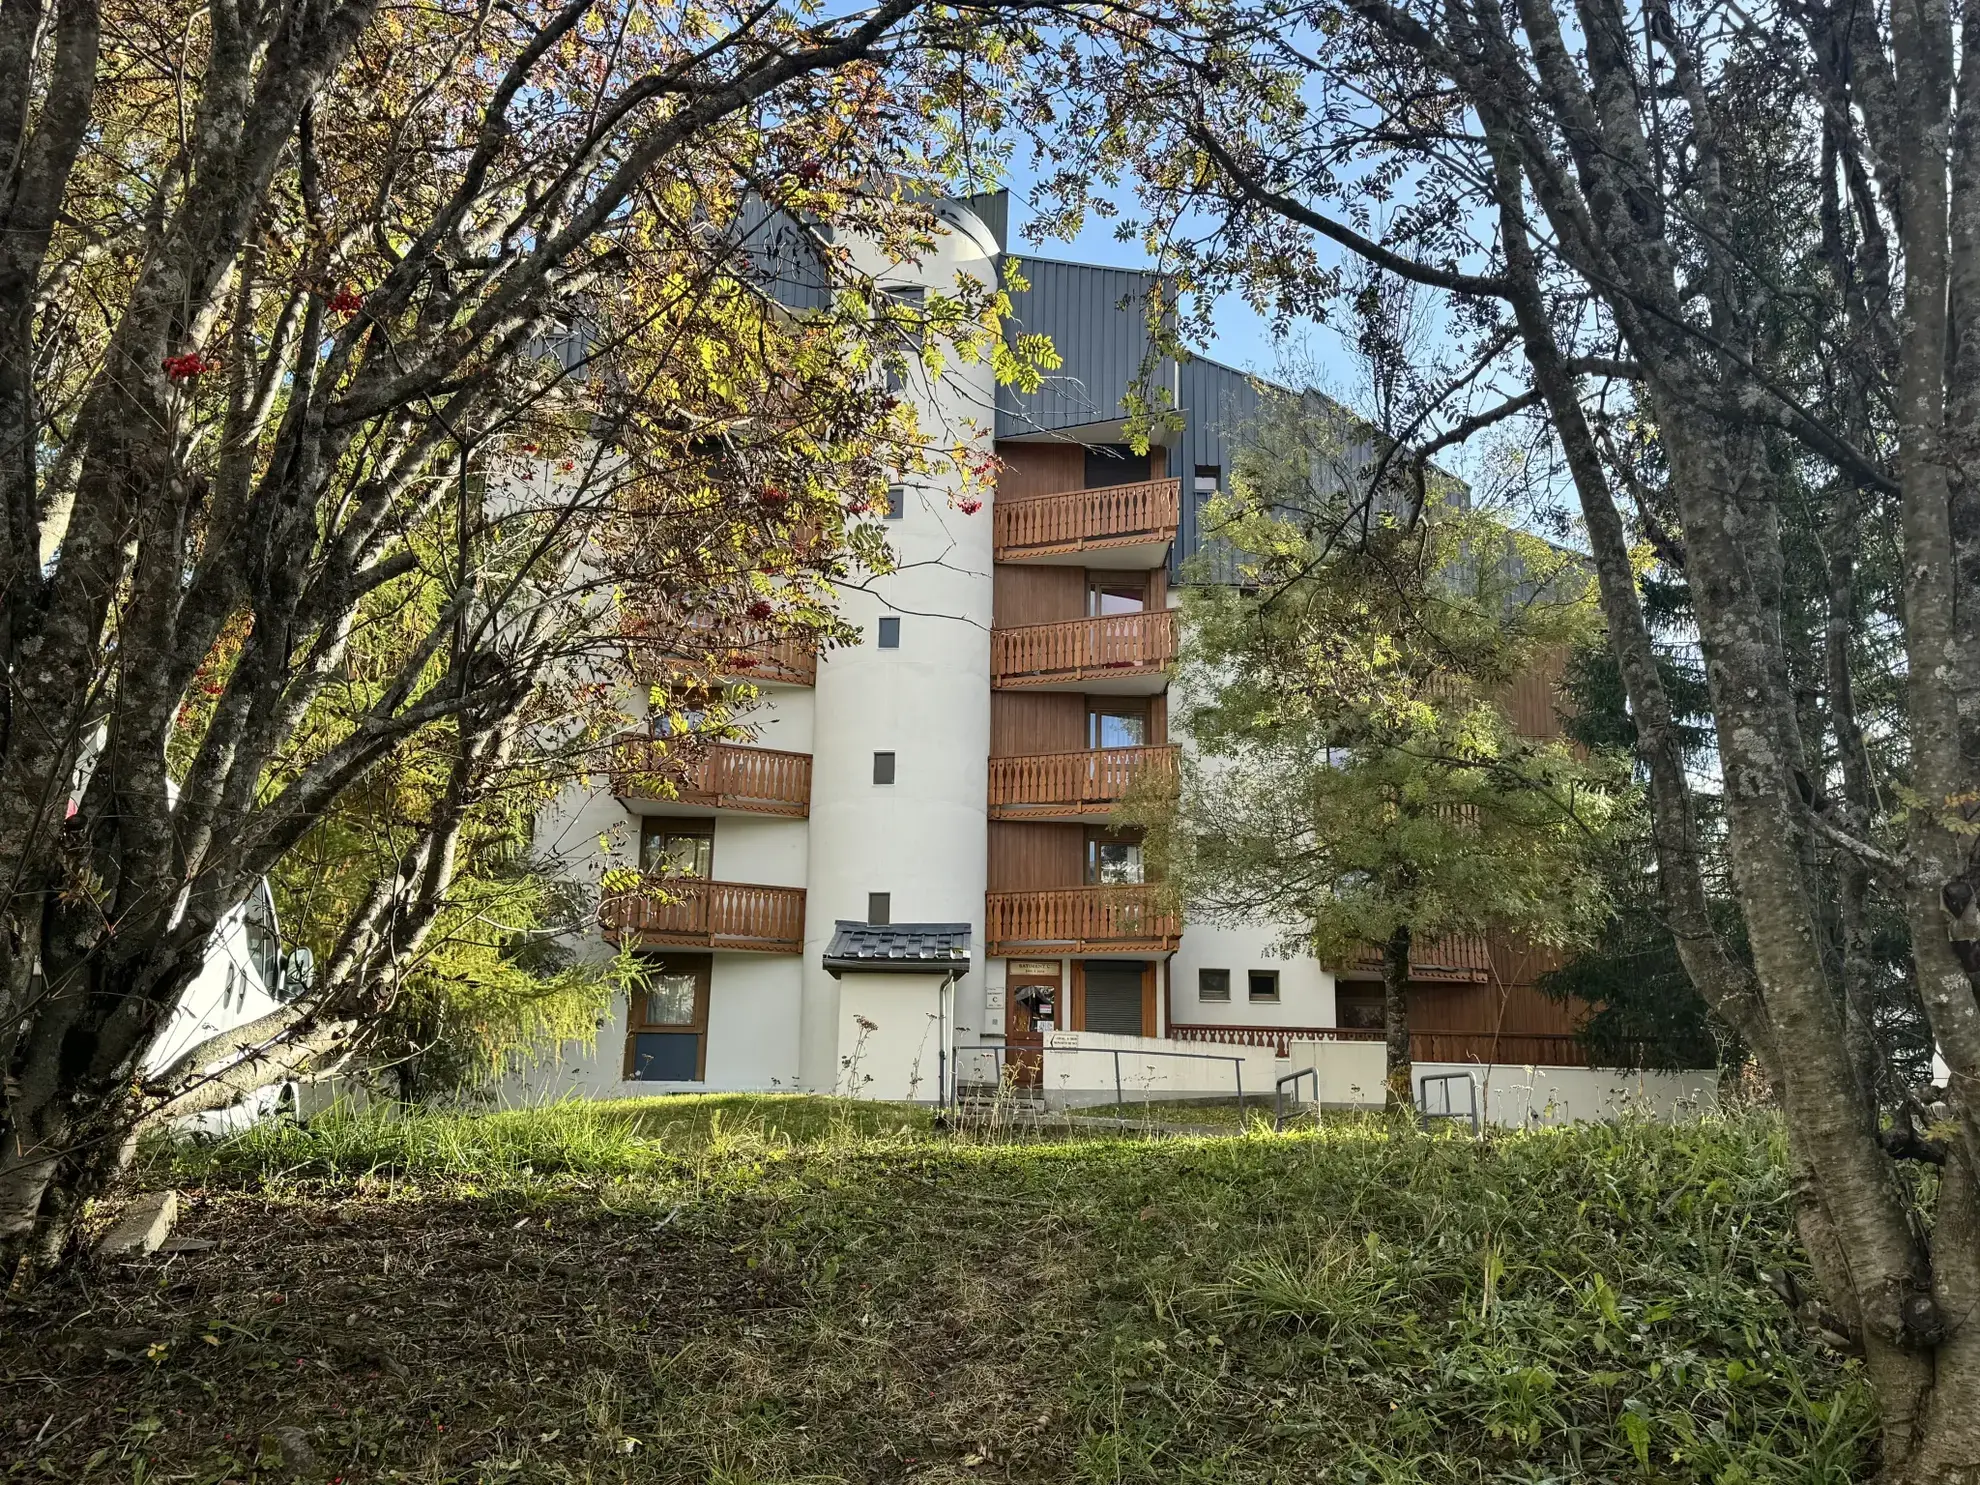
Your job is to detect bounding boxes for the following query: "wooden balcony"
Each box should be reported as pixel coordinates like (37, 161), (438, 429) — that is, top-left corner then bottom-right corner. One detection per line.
(1169, 1024), (1612, 1067)
(985, 885), (1181, 956)
(613, 736), (812, 817)
(987, 745), (1178, 821)
(1343, 934), (1492, 984)
(600, 878), (806, 953)
(991, 610), (1175, 694)
(994, 478), (1179, 566)
(626, 613), (817, 688)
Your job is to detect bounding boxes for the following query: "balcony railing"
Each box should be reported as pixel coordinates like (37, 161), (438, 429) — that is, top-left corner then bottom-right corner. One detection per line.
(991, 611), (1175, 690)
(626, 612), (817, 687)
(994, 478), (1180, 562)
(1168, 1025), (1617, 1069)
(985, 885), (1181, 956)
(600, 877), (806, 953)
(1343, 934), (1492, 984)
(613, 737), (812, 817)
(987, 745), (1178, 820)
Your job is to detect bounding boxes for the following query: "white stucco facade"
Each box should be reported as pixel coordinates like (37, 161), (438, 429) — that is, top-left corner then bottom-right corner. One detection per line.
(523, 197), (1720, 1124)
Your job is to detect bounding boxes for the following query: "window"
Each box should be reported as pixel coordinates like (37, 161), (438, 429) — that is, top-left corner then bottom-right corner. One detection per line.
(639, 821), (713, 878)
(867, 892), (891, 925)
(1194, 465), (1221, 498)
(1088, 700), (1149, 749)
(877, 616), (901, 648)
(1338, 989), (1384, 1029)
(625, 953), (711, 1082)
(873, 751), (896, 785)
(1248, 969), (1281, 1003)
(1085, 828), (1145, 884)
(1088, 576), (1147, 617)
(1084, 443), (1151, 488)
(1198, 968), (1231, 1002)
(885, 484), (906, 521)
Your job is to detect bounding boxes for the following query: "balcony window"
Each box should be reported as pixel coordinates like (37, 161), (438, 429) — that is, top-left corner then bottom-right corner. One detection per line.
(1338, 989), (1384, 1029)
(640, 821), (712, 878)
(1088, 576), (1147, 616)
(1085, 828), (1144, 884)
(1088, 700), (1149, 749)
(1248, 969), (1281, 1003)
(1084, 443), (1150, 488)
(1198, 967), (1231, 1002)
(626, 953), (710, 1081)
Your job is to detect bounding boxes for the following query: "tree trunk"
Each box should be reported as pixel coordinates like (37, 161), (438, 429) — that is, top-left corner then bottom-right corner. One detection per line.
(1381, 925), (1413, 1112)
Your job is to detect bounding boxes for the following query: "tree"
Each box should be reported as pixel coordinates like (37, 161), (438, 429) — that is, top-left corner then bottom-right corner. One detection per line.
(0, 0), (1061, 1277)
(1032, 0), (1980, 1466)
(1148, 387), (1626, 1107)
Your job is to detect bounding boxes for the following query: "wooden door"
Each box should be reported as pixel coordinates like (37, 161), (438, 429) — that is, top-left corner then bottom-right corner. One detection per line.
(1004, 960), (1062, 1088)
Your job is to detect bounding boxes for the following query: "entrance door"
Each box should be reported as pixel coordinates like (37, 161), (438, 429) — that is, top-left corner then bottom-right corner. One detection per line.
(1004, 960), (1061, 1087)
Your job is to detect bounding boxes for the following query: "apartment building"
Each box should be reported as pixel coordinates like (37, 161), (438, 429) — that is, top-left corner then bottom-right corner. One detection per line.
(525, 193), (1719, 1124)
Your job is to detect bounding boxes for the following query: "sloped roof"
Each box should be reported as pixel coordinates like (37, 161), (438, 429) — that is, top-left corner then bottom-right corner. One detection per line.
(822, 921), (973, 977)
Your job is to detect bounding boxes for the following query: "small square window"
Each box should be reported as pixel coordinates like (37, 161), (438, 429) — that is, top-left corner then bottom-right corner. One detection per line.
(877, 616), (901, 649)
(1248, 969), (1280, 1003)
(867, 892), (891, 925)
(1198, 968), (1231, 1002)
(885, 485), (906, 520)
(873, 751), (896, 785)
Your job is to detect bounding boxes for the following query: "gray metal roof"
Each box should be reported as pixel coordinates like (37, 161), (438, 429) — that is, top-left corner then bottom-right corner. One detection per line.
(822, 921), (973, 977)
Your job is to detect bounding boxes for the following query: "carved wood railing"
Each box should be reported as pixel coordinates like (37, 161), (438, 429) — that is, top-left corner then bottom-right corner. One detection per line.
(1343, 934), (1493, 983)
(1169, 1024), (1614, 1067)
(990, 611), (1175, 689)
(600, 878), (806, 953)
(613, 737), (812, 817)
(985, 885), (1181, 955)
(994, 478), (1180, 560)
(1170, 1024), (1382, 1057)
(625, 611), (818, 687)
(987, 745), (1178, 818)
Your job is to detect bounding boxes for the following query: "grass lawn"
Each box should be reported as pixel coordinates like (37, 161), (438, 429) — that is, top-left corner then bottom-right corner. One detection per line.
(2, 1097), (1871, 1483)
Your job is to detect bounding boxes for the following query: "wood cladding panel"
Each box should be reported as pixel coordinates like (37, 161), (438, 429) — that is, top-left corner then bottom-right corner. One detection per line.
(1403, 980), (1583, 1039)
(1500, 647), (1568, 742)
(1150, 692), (1168, 746)
(994, 441), (1169, 503)
(987, 821), (1085, 892)
(992, 693), (1086, 757)
(996, 442), (1084, 502)
(994, 565), (1087, 627)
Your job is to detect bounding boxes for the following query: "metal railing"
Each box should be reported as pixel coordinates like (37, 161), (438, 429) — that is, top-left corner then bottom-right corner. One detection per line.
(953, 1041), (1248, 1123)
(1419, 1071), (1480, 1134)
(1274, 1067), (1319, 1129)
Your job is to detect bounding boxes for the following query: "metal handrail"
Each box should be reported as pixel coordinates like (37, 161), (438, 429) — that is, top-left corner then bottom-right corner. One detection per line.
(1419, 1070), (1480, 1135)
(954, 1040), (1248, 1124)
(1274, 1067), (1319, 1130)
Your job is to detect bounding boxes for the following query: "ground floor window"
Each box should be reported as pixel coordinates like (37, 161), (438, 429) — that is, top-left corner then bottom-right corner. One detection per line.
(1337, 986), (1383, 1029)
(624, 952), (712, 1081)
